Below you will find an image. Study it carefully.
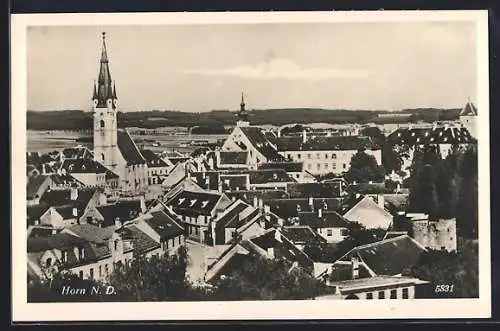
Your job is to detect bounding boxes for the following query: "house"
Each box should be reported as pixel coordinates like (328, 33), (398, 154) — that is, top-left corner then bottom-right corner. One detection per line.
(164, 189), (233, 244)
(392, 212), (457, 252)
(161, 161), (188, 190)
(27, 174), (51, 206)
(207, 151), (250, 170)
(298, 208), (350, 243)
(48, 173), (85, 190)
(276, 134), (382, 176)
(281, 225), (327, 250)
(246, 169), (296, 190)
(338, 194), (393, 230)
(386, 125), (475, 177)
(322, 276), (429, 300)
(82, 199), (145, 227)
(38, 187), (106, 228)
(132, 209), (186, 256)
(140, 149), (171, 185)
(212, 199), (266, 245)
(286, 181), (346, 199)
(258, 162), (316, 183)
(204, 227), (314, 283)
(60, 158), (119, 190)
(266, 197), (343, 222)
(331, 234), (427, 281)
(61, 146), (94, 161)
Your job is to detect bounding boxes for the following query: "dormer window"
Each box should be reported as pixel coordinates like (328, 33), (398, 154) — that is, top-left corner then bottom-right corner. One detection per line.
(189, 199), (197, 207)
(178, 198), (186, 205)
(62, 250), (68, 263)
(201, 200), (209, 208)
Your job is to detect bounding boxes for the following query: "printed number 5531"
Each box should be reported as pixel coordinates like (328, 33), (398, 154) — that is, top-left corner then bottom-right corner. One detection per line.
(435, 285), (454, 293)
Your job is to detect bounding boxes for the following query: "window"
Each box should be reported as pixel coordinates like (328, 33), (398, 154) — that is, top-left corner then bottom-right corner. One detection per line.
(332, 163), (337, 170)
(307, 154), (311, 159)
(316, 153), (320, 159)
(307, 164), (312, 170)
(297, 154), (301, 159)
(79, 270), (84, 279)
(343, 164), (347, 169)
(99, 265), (102, 278)
(79, 247), (85, 260)
(101, 153), (105, 162)
(332, 153), (337, 159)
(90, 268), (94, 279)
(62, 251), (68, 263)
(378, 291), (385, 299)
(45, 258), (52, 267)
(325, 154), (328, 159)
(317, 163), (321, 170)
(100, 120), (105, 128)
(366, 292), (373, 300)
(390, 289), (397, 299)
(326, 229), (333, 236)
(166, 240), (169, 249)
(296, 174), (300, 178)
(402, 288), (409, 299)
(325, 163), (329, 169)
(105, 264), (108, 275)
(114, 240), (119, 250)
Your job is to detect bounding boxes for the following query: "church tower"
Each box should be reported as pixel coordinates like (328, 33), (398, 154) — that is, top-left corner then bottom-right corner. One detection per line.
(93, 32), (119, 172)
(236, 92), (250, 127)
(459, 97), (478, 138)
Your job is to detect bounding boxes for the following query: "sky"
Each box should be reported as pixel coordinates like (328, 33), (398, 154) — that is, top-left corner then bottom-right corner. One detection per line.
(27, 22), (477, 112)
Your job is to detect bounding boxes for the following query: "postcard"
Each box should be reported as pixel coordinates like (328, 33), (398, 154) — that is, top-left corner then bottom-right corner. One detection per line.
(11, 10), (491, 321)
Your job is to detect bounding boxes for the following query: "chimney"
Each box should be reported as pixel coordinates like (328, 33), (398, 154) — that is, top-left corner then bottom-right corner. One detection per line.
(72, 207), (78, 217)
(352, 255), (360, 279)
(231, 196), (236, 201)
(267, 247), (275, 259)
(258, 198), (263, 209)
(318, 208), (323, 218)
(115, 217), (122, 229)
(308, 197), (314, 210)
(355, 193), (361, 199)
(396, 183), (401, 193)
(253, 196), (258, 208)
(274, 229), (282, 242)
(302, 130), (307, 144)
(264, 205), (270, 215)
(70, 187), (78, 200)
(277, 129), (281, 138)
(377, 194), (385, 209)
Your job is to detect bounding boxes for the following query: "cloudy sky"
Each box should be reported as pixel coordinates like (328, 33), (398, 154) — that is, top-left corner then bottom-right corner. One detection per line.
(27, 22), (477, 112)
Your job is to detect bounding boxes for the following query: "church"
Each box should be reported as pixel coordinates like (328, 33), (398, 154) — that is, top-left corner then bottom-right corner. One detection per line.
(92, 32), (148, 193)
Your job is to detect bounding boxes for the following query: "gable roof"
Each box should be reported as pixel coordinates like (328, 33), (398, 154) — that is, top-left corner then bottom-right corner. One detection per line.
(239, 127), (286, 161)
(166, 190), (224, 216)
(298, 210), (350, 229)
(53, 205), (79, 220)
(27, 175), (49, 199)
(140, 149), (169, 168)
(117, 129), (147, 165)
(258, 162), (304, 173)
(277, 136), (377, 151)
(40, 187), (98, 209)
(61, 158), (108, 174)
(282, 226), (327, 245)
(247, 169), (296, 184)
(127, 225), (161, 254)
(267, 198), (342, 220)
(27, 204), (51, 224)
(49, 174), (85, 187)
(143, 210), (185, 239)
(460, 101), (478, 116)
(287, 182), (343, 199)
(219, 151), (248, 165)
(63, 224), (115, 244)
(341, 235), (427, 276)
(96, 200), (143, 226)
(387, 127), (474, 146)
(215, 200), (254, 229)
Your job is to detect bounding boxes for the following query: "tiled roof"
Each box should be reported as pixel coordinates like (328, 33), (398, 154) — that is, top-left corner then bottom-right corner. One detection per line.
(54, 204), (79, 220)
(267, 198), (342, 220)
(387, 127), (474, 146)
(215, 200), (252, 229)
(62, 147), (93, 160)
(64, 224), (115, 244)
(344, 235), (426, 276)
(96, 200), (142, 226)
(140, 149), (169, 168)
(144, 210), (185, 239)
(117, 129), (146, 165)
(298, 211), (350, 228)
(127, 225), (161, 254)
(61, 159), (108, 174)
(193, 171), (220, 191)
(28, 225), (56, 239)
(40, 188), (98, 210)
(460, 101), (478, 116)
(258, 162), (303, 173)
(49, 174), (85, 187)
(247, 169), (296, 184)
(337, 194), (366, 215)
(240, 127), (286, 161)
(225, 190), (289, 203)
(27, 175), (49, 199)
(282, 226), (327, 245)
(27, 204), (50, 224)
(276, 136), (377, 152)
(220, 151), (248, 165)
(167, 190), (223, 216)
(287, 182), (343, 198)
(219, 174), (249, 191)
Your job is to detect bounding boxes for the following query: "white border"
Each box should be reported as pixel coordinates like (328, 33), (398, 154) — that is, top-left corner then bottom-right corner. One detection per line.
(11, 10), (491, 321)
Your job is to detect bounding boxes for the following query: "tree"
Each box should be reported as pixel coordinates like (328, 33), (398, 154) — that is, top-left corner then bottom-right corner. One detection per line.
(210, 255), (326, 300)
(403, 239), (478, 298)
(345, 150), (385, 183)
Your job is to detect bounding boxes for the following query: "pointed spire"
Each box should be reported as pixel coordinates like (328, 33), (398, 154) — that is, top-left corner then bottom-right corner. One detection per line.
(112, 81), (117, 99)
(240, 92), (245, 108)
(95, 32), (115, 108)
(92, 80), (97, 100)
(237, 92), (249, 123)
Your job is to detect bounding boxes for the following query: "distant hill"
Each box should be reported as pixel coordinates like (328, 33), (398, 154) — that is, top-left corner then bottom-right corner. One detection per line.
(26, 108), (461, 130)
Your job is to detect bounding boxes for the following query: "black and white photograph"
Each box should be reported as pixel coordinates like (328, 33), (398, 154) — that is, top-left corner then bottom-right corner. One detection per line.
(11, 11), (491, 321)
